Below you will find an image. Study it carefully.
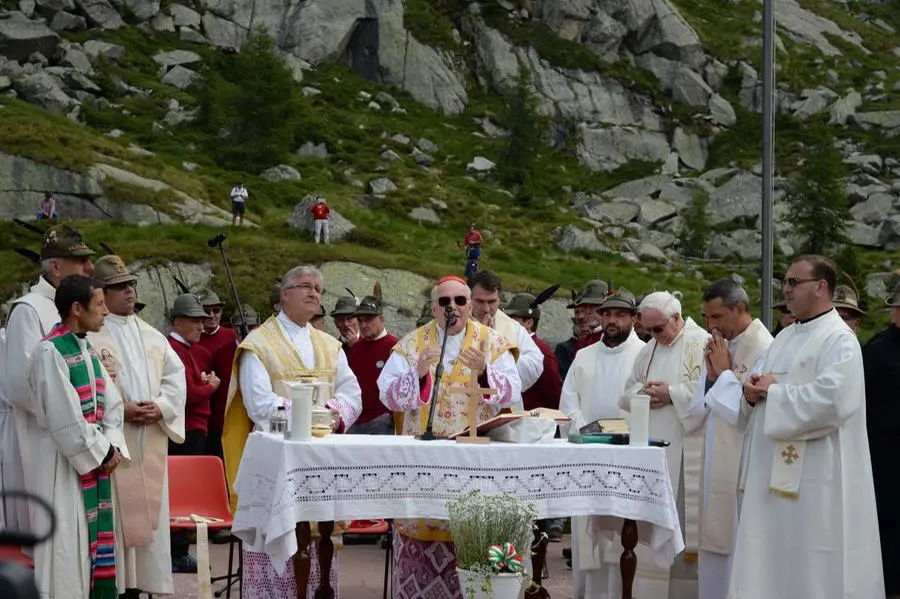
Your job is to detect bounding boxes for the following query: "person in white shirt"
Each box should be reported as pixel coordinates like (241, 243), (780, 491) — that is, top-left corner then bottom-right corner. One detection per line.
(729, 255), (883, 599)
(687, 278), (772, 599)
(222, 265), (361, 599)
(229, 182), (248, 226)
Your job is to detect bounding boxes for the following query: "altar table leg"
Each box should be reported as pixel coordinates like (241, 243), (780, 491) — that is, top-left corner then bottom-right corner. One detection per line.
(315, 521), (336, 599)
(524, 522), (550, 599)
(294, 523), (312, 599)
(620, 519), (638, 599)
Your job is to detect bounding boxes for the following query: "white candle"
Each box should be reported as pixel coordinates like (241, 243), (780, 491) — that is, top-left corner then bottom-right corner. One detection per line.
(629, 394), (650, 447)
(287, 383), (313, 441)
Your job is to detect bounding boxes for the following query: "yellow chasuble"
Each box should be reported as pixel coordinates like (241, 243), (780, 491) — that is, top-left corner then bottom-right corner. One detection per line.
(222, 316), (345, 539)
(391, 320), (518, 542)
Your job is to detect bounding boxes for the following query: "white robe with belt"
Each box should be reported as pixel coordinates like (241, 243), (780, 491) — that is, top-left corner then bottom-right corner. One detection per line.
(728, 310), (884, 599)
(89, 314), (187, 594)
(26, 335), (129, 599)
(1, 277), (59, 533)
(559, 330), (645, 599)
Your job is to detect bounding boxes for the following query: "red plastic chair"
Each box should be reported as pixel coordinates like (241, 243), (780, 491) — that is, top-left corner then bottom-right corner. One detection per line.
(0, 546), (33, 569)
(346, 519), (392, 599)
(167, 455), (241, 599)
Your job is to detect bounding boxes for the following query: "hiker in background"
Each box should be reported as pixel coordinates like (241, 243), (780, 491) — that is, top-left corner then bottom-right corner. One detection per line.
(459, 222), (483, 278)
(230, 182), (248, 227)
(36, 192), (59, 221)
(309, 195), (331, 244)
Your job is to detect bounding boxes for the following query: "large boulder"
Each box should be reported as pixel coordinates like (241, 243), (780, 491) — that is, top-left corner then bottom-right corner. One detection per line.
(76, 0), (126, 29)
(153, 49), (203, 71)
(556, 225), (613, 253)
(261, 164), (301, 182)
(0, 12), (59, 63)
(0, 151), (103, 219)
(576, 125), (670, 172)
(13, 71), (74, 115)
(707, 171), (763, 224)
(286, 196), (355, 242)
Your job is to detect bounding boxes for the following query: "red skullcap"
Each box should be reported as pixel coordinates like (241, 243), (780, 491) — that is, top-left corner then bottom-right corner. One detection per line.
(436, 276), (467, 287)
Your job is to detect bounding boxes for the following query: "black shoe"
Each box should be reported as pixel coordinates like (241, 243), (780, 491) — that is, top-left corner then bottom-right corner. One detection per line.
(212, 529), (235, 544)
(566, 558), (572, 569)
(119, 590), (141, 599)
(562, 547), (572, 559)
(172, 554), (198, 573)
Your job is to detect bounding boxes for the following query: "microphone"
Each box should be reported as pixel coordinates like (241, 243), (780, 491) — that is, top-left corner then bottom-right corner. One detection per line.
(207, 232), (228, 247)
(444, 305), (457, 327)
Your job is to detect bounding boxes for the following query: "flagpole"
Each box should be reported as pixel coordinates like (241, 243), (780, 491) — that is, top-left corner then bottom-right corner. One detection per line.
(761, 0), (775, 329)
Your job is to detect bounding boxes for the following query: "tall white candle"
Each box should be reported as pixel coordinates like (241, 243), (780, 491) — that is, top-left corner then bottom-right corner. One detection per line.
(287, 383), (313, 441)
(629, 394), (650, 447)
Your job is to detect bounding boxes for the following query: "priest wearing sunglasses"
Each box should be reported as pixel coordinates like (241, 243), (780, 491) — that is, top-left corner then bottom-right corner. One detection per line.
(377, 275), (522, 599)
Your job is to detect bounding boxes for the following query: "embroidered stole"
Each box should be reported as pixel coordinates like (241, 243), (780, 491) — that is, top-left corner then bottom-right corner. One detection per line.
(46, 324), (117, 599)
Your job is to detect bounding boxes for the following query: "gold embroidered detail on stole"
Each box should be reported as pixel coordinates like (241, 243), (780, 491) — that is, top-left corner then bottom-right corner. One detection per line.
(781, 444), (799, 465)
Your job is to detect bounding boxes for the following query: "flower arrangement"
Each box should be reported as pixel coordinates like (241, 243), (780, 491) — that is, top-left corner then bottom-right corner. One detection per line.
(448, 490), (537, 598)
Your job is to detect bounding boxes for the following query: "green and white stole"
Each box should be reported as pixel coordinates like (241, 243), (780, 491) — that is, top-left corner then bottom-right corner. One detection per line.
(46, 323), (118, 599)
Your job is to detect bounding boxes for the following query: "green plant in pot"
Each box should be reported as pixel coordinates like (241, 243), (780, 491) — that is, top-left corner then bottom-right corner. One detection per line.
(448, 490), (537, 599)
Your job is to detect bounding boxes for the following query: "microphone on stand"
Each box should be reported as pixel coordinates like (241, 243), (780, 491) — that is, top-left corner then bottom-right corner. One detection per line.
(206, 231), (249, 339)
(207, 232), (228, 247)
(418, 305), (457, 440)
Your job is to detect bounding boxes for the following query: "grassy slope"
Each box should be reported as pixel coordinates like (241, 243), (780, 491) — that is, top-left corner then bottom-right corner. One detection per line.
(1, 4), (898, 338)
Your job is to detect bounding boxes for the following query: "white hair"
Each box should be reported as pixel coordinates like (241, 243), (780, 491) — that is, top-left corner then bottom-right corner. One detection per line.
(280, 265), (323, 291)
(639, 291), (681, 318)
(40, 258), (53, 279)
(430, 280), (473, 302)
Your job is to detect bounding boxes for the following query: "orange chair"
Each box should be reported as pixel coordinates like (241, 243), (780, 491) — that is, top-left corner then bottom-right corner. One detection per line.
(166, 455), (241, 599)
(0, 546), (33, 569)
(346, 519), (392, 599)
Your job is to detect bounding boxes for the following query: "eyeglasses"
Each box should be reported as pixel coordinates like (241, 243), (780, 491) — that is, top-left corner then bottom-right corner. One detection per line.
(106, 280), (136, 291)
(778, 307), (791, 315)
(438, 295), (468, 307)
(205, 306), (222, 314)
(647, 318), (671, 335)
(783, 277), (822, 288)
(285, 282), (324, 295)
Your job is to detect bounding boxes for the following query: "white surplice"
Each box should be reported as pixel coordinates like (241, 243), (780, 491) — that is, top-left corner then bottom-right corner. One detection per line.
(25, 335), (129, 599)
(559, 330), (645, 599)
(89, 314), (187, 595)
(728, 310), (884, 599)
(238, 312), (362, 429)
(687, 319), (772, 599)
(1, 277), (59, 533)
(620, 317), (707, 599)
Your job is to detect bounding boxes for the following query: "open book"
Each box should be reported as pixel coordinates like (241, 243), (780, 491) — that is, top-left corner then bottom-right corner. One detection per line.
(449, 407), (571, 439)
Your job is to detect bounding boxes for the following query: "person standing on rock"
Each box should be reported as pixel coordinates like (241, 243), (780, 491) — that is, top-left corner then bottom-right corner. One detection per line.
(309, 195), (331, 244)
(37, 191), (59, 221)
(459, 222), (483, 277)
(230, 182), (248, 227)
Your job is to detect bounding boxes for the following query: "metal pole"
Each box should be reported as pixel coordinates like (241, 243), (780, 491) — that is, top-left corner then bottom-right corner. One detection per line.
(760, 0), (775, 329)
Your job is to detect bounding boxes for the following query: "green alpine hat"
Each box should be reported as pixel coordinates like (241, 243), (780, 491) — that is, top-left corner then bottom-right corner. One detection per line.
(231, 303), (259, 326)
(505, 292), (539, 319)
(356, 295), (383, 316)
(331, 296), (358, 316)
(40, 224), (95, 260)
(832, 285), (864, 315)
(597, 288), (638, 313)
(94, 255), (137, 287)
(170, 293), (208, 319)
(269, 284), (281, 308)
(574, 279), (609, 306)
(198, 290), (223, 307)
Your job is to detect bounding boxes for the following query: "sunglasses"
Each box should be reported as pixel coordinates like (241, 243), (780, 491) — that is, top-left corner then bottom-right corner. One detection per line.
(783, 277), (822, 288)
(205, 306), (222, 314)
(438, 296), (468, 307)
(106, 280), (136, 291)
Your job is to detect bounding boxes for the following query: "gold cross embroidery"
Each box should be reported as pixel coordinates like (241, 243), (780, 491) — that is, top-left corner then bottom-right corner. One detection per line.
(781, 444), (799, 465)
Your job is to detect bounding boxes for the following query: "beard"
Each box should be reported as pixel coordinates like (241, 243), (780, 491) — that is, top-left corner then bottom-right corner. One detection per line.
(603, 325), (632, 346)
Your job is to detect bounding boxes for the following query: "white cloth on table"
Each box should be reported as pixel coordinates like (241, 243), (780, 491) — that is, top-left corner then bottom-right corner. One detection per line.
(231, 433), (684, 576)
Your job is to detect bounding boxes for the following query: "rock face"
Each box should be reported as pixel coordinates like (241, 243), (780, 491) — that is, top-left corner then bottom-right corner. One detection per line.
(0, 12), (60, 62)
(128, 260), (214, 332)
(285, 196), (355, 241)
(0, 151), (102, 217)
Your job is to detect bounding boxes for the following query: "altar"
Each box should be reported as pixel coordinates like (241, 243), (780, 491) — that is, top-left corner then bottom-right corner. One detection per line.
(231, 432), (684, 599)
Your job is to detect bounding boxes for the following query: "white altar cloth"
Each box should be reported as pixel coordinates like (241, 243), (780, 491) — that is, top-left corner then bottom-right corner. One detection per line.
(231, 433), (684, 574)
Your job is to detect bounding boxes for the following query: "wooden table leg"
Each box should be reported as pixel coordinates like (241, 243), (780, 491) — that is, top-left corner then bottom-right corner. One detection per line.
(294, 523), (312, 599)
(315, 521), (335, 599)
(620, 519), (638, 599)
(524, 521), (550, 599)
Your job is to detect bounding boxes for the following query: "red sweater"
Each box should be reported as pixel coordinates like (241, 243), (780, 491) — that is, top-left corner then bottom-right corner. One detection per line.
(573, 329), (603, 353)
(345, 332), (399, 424)
(522, 334), (563, 411)
(310, 203), (330, 220)
(197, 327), (238, 432)
(168, 336), (214, 434)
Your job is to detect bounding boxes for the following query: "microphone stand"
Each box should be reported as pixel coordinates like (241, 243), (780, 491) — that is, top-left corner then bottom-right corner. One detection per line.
(417, 305), (457, 441)
(207, 232), (249, 340)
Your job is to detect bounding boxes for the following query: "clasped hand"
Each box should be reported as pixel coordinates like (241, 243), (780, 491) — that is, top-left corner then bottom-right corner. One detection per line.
(124, 401), (163, 424)
(704, 331), (732, 380)
(743, 374), (776, 405)
(641, 381), (671, 409)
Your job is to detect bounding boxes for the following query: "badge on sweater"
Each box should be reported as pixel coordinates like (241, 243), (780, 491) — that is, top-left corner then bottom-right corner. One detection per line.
(376, 360), (385, 369)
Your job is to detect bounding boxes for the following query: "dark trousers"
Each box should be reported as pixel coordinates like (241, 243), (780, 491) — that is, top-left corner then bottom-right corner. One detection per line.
(170, 429), (206, 558)
(205, 428), (223, 459)
(347, 413), (394, 435)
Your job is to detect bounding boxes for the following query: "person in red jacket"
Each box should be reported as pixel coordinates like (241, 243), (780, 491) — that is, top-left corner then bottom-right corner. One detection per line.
(345, 285), (398, 435)
(504, 289), (563, 411)
(195, 291), (237, 458)
(308, 195), (331, 244)
(166, 293), (220, 571)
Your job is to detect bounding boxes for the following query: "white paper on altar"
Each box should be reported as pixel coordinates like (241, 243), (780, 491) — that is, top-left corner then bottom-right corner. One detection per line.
(231, 432), (685, 575)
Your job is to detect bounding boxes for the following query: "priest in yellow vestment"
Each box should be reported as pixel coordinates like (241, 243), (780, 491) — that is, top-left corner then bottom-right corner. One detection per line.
(377, 275), (521, 599)
(222, 265), (362, 599)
